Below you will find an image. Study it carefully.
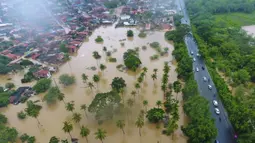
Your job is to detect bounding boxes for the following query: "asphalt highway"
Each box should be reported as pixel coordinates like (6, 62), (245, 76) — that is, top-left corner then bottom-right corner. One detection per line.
(176, 0), (236, 142)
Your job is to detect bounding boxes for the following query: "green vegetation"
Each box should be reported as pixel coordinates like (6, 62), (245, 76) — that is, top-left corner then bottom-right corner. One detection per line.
(0, 92), (11, 107)
(25, 100), (42, 126)
(123, 49), (141, 71)
(186, 0), (255, 140)
(17, 111), (27, 119)
(20, 59), (34, 66)
(43, 87), (64, 104)
(95, 36), (104, 43)
(0, 55), (12, 74)
(0, 41), (13, 52)
(20, 133), (29, 143)
(138, 32), (147, 38)
(165, 16), (217, 142)
(146, 108), (165, 123)
(33, 78), (52, 93)
(60, 43), (68, 53)
(111, 77), (127, 93)
(59, 74), (76, 86)
(88, 91), (121, 121)
(104, 0), (118, 9)
(5, 82), (15, 89)
(0, 113), (18, 142)
(127, 30), (134, 37)
(95, 128), (107, 143)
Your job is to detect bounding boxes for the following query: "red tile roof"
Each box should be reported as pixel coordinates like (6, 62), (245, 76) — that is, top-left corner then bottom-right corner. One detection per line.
(1, 50), (11, 55)
(68, 45), (77, 49)
(32, 53), (40, 60)
(6, 53), (19, 60)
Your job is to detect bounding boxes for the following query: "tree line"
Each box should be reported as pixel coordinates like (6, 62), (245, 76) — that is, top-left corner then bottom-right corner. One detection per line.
(185, 0), (255, 141)
(165, 19), (217, 142)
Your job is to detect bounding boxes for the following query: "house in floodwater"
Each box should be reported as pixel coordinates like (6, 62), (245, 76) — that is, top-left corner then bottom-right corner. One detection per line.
(9, 87), (35, 104)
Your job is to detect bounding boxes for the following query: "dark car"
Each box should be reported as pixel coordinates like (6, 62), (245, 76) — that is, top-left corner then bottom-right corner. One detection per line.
(215, 140), (220, 143)
(202, 66), (205, 70)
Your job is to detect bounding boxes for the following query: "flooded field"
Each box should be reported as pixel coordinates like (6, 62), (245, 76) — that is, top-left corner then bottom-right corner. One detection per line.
(242, 25), (255, 37)
(0, 25), (188, 143)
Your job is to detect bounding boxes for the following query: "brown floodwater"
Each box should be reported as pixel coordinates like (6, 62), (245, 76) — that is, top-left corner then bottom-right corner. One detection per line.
(0, 25), (188, 143)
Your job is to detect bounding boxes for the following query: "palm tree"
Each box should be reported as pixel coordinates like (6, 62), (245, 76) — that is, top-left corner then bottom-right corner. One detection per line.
(65, 101), (75, 113)
(82, 73), (88, 84)
(57, 93), (66, 105)
(116, 120), (125, 134)
(49, 136), (59, 143)
(93, 74), (100, 88)
(99, 64), (107, 74)
(137, 76), (143, 84)
(72, 112), (82, 124)
(156, 100), (162, 108)
(153, 68), (158, 74)
(119, 88), (125, 104)
(139, 109), (145, 120)
(135, 117), (144, 136)
(62, 121), (73, 140)
(173, 80), (182, 100)
(140, 72), (146, 78)
(61, 139), (68, 143)
(127, 98), (134, 109)
(131, 90), (137, 101)
(80, 126), (90, 142)
(81, 104), (88, 118)
(135, 83), (141, 94)
(142, 67), (148, 73)
(92, 51), (101, 68)
(25, 100), (42, 127)
(151, 73), (157, 83)
(88, 82), (95, 91)
(143, 100), (148, 111)
(95, 128), (107, 143)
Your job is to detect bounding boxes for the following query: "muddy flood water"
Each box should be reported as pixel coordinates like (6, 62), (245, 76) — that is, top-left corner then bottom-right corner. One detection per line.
(0, 25), (188, 143)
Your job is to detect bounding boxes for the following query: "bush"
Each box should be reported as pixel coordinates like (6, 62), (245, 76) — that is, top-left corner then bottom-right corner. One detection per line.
(0, 113), (7, 124)
(59, 74), (76, 86)
(95, 36), (104, 43)
(17, 111), (26, 119)
(150, 54), (159, 60)
(33, 78), (52, 93)
(138, 32), (147, 38)
(146, 108), (165, 123)
(20, 133), (29, 143)
(124, 54), (141, 71)
(109, 57), (117, 62)
(0, 92), (10, 107)
(5, 82), (15, 89)
(20, 60), (34, 66)
(127, 30), (134, 37)
(150, 42), (160, 48)
(27, 136), (36, 143)
(59, 43), (68, 53)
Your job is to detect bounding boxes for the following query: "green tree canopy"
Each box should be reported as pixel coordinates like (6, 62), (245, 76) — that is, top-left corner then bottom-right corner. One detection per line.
(111, 77), (127, 93)
(49, 136), (59, 143)
(0, 125), (18, 143)
(88, 91), (121, 120)
(60, 43), (68, 53)
(43, 87), (64, 104)
(59, 74), (76, 86)
(127, 30), (134, 37)
(146, 108), (165, 123)
(0, 114), (7, 124)
(33, 78), (52, 93)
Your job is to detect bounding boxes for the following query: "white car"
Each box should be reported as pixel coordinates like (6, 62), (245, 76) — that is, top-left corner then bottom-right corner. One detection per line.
(203, 77), (207, 82)
(215, 108), (220, 115)
(190, 51), (194, 55)
(196, 53), (200, 57)
(193, 58), (196, 62)
(213, 100), (218, 106)
(208, 85), (212, 90)
(196, 67), (199, 72)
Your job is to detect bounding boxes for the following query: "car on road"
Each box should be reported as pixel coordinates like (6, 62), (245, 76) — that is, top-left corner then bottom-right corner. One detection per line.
(196, 53), (200, 57)
(190, 51), (194, 55)
(203, 76), (207, 82)
(193, 58), (196, 62)
(213, 100), (218, 106)
(196, 67), (199, 72)
(208, 85), (212, 90)
(202, 66), (205, 70)
(215, 108), (220, 115)
(215, 140), (220, 143)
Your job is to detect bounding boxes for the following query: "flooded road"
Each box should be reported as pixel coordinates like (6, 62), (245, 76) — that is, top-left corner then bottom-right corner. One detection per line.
(0, 25), (188, 143)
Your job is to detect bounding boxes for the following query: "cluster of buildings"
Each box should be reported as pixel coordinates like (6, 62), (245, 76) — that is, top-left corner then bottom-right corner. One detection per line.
(117, 0), (176, 30)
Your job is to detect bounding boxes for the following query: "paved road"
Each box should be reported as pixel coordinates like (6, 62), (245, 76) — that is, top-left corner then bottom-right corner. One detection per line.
(176, 0), (236, 142)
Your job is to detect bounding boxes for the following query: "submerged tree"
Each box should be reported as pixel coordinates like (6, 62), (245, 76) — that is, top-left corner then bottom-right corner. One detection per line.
(87, 82), (95, 91)
(65, 101), (75, 113)
(146, 108), (165, 123)
(92, 51), (102, 67)
(135, 83), (141, 94)
(93, 74), (100, 88)
(72, 112), (82, 124)
(80, 104), (88, 118)
(59, 74), (76, 87)
(62, 121), (73, 140)
(135, 117), (144, 136)
(95, 128), (107, 143)
(80, 126), (90, 143)
(82, 73), (88, 84)
(173, 80), (182, 99)
(131, 90), (137, 101)
(116, 120), (125, 134)
(111, 77), (127, 93)
(143, 100), (148, 111)
(25, 100), (42, 127)
(43, 87), (64, 105)
(49, 136), (60, 143)
(100, 64), (107, 74)
(156, 100), (162, 108)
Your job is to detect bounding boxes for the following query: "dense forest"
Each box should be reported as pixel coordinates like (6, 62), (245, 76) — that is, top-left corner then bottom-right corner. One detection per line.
(184, 0), (255, 142)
